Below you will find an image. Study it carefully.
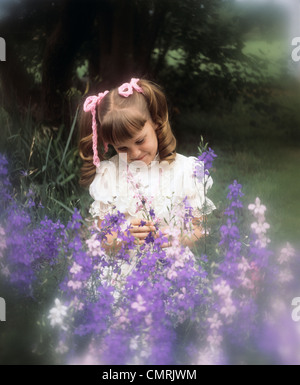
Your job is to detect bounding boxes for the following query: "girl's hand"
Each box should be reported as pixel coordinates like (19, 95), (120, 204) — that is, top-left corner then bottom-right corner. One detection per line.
(129, 219), (156, 245)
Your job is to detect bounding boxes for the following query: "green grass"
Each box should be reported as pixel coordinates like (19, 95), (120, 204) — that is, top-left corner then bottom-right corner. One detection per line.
(175, 98), (300, 251)
(211, 144), (300, 249)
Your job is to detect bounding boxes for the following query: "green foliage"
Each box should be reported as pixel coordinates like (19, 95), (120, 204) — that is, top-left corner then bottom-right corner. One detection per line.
(0, 107), (91, 223)
(153, 0), (288, 112)
(1, 0), (289, 121)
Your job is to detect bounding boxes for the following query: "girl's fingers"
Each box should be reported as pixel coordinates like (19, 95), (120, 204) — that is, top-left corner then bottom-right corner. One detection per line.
(130, 219), (141, 226)
(130, 219), (154, 227)
(138, 226), (156, 232)
(133, 233), (148, 239)
(130, 225), (156, 233)
(129, 221), (170, 247)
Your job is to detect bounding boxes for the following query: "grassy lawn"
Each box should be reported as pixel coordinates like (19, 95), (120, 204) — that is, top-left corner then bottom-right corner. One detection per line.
(212, 143), (300, 249)
(176, 104), (300, 251)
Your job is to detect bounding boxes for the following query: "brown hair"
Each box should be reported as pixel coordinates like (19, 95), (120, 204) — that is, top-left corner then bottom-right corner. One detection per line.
(79, 79), (176, 187)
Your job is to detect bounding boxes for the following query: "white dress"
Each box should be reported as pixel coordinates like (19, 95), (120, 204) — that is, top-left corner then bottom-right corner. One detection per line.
(89, 153), (215, 224)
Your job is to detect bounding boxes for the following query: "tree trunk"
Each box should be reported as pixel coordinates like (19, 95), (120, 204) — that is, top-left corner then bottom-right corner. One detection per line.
(41, 0), (98, 126)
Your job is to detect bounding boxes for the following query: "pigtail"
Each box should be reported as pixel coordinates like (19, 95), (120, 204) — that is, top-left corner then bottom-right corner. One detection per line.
(139, 80), (176, 163)
(78, 106), (106, 187)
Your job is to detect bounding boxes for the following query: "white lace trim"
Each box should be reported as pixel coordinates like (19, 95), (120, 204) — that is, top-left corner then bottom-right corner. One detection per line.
(89, 201), (112, 220)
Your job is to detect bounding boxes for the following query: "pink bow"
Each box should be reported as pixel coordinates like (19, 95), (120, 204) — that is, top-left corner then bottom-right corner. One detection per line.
(118, 78), (144, 98)
(83, 91), (109, 167)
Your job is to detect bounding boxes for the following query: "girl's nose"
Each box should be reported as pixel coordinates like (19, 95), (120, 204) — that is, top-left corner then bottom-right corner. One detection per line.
(130, 148), (143, 161)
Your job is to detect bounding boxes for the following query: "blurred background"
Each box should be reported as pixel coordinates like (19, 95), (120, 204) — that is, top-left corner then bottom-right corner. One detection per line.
(0, 0), (300, 364)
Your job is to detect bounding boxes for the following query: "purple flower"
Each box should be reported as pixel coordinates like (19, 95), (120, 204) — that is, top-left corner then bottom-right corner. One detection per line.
(149, 208), (155, 219)
(145, 231), (155, 244)
(197, 148), (217, 174)
(227, 180), (244, 201)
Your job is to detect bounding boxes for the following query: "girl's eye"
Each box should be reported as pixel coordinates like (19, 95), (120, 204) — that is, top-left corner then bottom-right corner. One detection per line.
(136, 139), (144, 145)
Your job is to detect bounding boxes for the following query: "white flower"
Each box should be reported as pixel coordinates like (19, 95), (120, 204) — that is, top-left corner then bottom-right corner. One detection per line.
(86, 234), (103, 257)
(220, 298), (236, 318)
(70, 262), (82, 275)
(213, 280), (232, 297)
(167, 268), (178, 280)
(278, 269), (294, 283)
(239, 275), (254, 290)
(48, 299), (68, 329)
(278, 243), (295, 264)
(129, 335), (139, 351)
(207, 314), (222, 330)
(115, 308), (130, 329)
(251, 221), (270, 235)
(207, 332), (223, 347)
(255, 236), (270, 249)
(238, 256), (251, 273)
(67, 280), (83, 290)
(248, 197), (267, 216)
(131, 294), (146, 312)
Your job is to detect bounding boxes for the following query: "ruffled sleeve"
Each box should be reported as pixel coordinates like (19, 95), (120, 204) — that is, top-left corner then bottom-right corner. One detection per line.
(182, 156), (216, 218)
(89, 157), (118, 219)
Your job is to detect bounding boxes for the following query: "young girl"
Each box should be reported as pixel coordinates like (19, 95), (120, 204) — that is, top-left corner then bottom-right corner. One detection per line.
(79, 78), (215, 250)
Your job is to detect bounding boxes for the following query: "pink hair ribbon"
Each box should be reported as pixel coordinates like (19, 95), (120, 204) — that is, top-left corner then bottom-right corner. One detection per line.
(118, 78), (144, 98)
(83, 91), (109, 167)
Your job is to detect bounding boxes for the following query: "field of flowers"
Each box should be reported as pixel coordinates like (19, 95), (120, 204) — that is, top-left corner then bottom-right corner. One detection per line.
(1, 142), (299, 365)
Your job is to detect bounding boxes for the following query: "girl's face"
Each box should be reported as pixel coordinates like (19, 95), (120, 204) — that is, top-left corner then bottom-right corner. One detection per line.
(113, 120), (158, 165)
